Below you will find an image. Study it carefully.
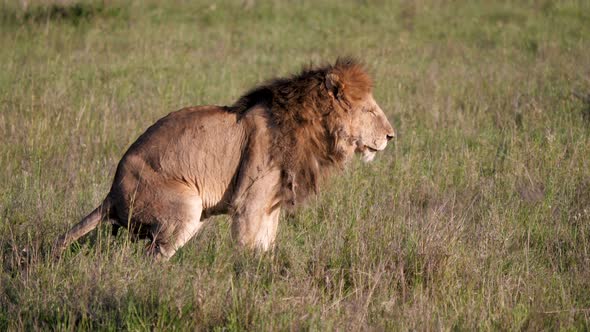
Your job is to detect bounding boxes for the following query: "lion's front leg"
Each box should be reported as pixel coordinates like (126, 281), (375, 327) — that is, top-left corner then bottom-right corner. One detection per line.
(257, 207), (281, 250)
(232, 206), (280, 251)
(230, 164), (282, 251)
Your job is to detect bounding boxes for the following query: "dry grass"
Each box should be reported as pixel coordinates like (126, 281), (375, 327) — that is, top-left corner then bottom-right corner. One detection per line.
(1, 0), (590, 330)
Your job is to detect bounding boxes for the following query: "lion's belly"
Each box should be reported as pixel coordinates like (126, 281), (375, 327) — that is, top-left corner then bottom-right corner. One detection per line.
(194, 176), (233, 215)
(180, 138), (245, 216)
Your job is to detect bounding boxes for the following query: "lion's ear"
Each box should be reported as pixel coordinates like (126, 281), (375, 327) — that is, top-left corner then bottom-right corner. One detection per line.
(325, 73), (345, 100)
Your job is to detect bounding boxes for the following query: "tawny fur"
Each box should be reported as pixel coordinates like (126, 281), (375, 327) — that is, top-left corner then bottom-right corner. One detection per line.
(54, 58), (395, 261)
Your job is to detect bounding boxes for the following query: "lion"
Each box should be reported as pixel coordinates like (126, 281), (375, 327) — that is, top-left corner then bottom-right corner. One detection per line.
(54, 58), (395, 261)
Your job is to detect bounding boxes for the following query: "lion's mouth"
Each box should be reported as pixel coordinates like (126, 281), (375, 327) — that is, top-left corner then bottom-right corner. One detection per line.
(361, 148), (376, 162)
(355, 139), (386, 158)
(358, 142), (386, 163)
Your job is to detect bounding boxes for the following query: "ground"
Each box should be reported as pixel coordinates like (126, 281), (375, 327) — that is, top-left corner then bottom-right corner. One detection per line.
(1, 0), (590, 330)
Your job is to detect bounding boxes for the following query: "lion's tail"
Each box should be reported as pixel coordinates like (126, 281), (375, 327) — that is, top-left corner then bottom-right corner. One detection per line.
(54, 197), (113, 258)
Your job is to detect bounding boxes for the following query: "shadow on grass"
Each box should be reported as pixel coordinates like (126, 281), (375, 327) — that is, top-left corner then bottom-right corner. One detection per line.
(1, 2), (127, 26)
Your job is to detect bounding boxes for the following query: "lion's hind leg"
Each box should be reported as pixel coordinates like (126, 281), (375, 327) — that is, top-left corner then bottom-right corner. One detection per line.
(148, 195), (204, 261)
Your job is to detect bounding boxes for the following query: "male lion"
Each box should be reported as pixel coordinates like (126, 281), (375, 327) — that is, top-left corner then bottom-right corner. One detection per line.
(55, 58), (395, 261)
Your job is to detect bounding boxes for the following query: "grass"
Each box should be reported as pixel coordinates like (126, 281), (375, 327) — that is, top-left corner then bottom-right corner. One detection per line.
(1, 0), (590, 329)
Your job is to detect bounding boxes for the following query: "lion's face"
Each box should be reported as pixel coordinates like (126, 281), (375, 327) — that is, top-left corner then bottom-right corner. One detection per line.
(353, 94), (395, 162)
(325, 68), (395, 163)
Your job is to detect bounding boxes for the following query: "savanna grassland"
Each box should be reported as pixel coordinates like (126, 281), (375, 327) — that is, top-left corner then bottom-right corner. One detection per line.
(1, 0), (590, 330)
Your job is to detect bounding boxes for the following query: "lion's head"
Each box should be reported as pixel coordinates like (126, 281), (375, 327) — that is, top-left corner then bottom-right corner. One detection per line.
(324, 59), (395, 163)
(232, 57), (395, 206)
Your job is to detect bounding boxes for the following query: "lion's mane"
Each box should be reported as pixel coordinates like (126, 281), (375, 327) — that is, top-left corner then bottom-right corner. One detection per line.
(230, 57), (373, 206)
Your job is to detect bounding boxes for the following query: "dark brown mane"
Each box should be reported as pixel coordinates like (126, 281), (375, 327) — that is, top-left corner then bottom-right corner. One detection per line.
(230, 58), (373, 207)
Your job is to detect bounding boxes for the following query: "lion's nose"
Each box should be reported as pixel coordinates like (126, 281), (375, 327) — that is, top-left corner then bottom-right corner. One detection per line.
(386, 133), (395, 141)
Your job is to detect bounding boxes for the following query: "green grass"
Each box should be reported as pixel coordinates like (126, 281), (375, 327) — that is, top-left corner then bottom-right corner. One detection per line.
(1, 0), (590, 329)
